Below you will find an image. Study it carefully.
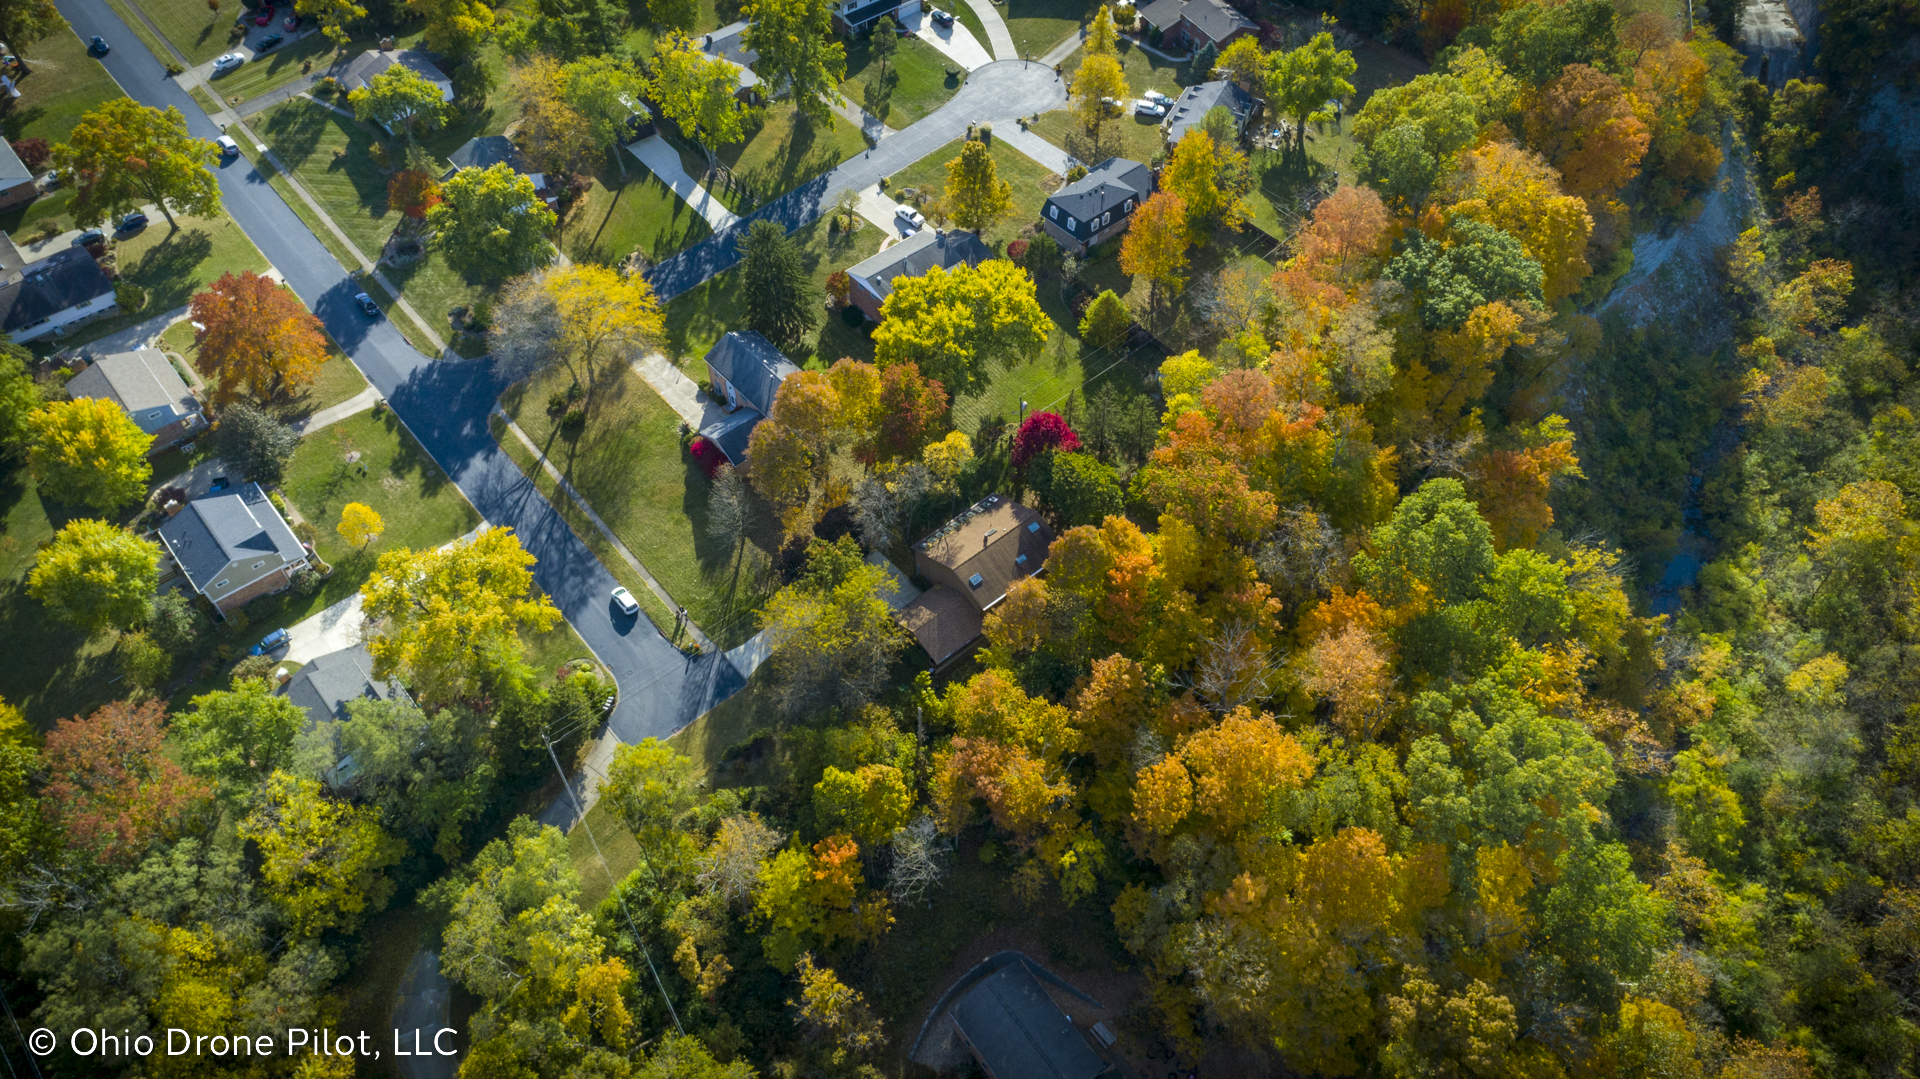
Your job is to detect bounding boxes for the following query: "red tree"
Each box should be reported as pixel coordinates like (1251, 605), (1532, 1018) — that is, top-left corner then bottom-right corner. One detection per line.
(41, 699), (210, 866)
(10, 138), (48, 172)
(388, 169), (443, 219)
(1011, 411), (1081, 471)
(870, 362), (950, 463)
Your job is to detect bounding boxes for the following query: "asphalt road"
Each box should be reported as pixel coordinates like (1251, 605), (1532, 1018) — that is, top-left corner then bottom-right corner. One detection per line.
(55, 0), (742, 741)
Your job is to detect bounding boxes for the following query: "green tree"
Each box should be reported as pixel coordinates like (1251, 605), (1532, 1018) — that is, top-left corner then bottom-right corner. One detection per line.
(209, 402), (299, 484)
(759, 536), (908, 717)
(1490, 0), (1617, 84)
(294, 0), (369, 45)
(349, 63), (452, 139)
(560, 55), (649, 173)
(1041, 451), (1125, 527)
(361, 527), (562, 703)
(0, 0), (66, 59)
(176, 678), (307, 794)
(873, 260), (1052, 398)
(27, 519), (159, 635)
(339, 696), (495, 860)
(743, 0), (846, 124)
(648, 31), (751, 169)
(116, 630), (171, 691)
(1264, 20), (1357, 155)
(498, 0), (625, 58)
(426, 162), (558, 281)
(944, 139), (1014, 234)
(241, 770), (405, 936)
(52, 99), (221, 231)
(1384, 217), (1543, 329)
(1351, 74), (1479, 211)
(871, 14), (900, 74)
(602, 738), (700, 853)
(740, 219), (820, 356)
(26, 398), (151, 511)
(0, 342), (40, 454)
(814, 763), (912, 844)
(1077, 288), (1131, 349)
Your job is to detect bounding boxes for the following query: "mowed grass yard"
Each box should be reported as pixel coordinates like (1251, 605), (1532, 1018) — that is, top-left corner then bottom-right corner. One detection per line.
(205, 33), (337, 108)
(885, 135), (1058, 251)
(107, 0), (258, 65)
(1004, 0), (1100, 58)
(842, 32), (966, 126)
(558, 158), (715, 267)
(0, 29), (127, 237)
(666, 214), (884, 364)
(282, 409), (482, 572)
(52, 213), (273, 351)
(498, 363), (783, 650)
(672, 103), (868, 214)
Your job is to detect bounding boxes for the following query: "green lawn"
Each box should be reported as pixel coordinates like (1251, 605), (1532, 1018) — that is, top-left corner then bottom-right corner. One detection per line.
(499, 363), (783, 650)
(1031, 107), (1169, 170)
(673, 103), (868, 214)
(559, 159), (715, 267)
(206, 34), (335, 108)
(665, 214), (885, 365)
(886, 135), (1057, 251)
(157, 316), (370, 424)
(1004, 0), (1099, 59)
(281, 409), (482, 572)
(2, 28), (124, 146)
(52, 213), (273, 351)
(1055, 38), (1197, 100)
(111, 0), (254, 65)
(842, 33), (966, 126)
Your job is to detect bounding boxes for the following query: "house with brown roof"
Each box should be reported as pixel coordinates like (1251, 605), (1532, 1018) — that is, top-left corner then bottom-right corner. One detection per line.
(897, 495), (1053, 667)
(1136, 0), (1258, 52)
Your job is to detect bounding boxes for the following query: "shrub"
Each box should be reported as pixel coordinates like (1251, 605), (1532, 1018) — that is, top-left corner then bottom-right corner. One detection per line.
(10, 138), (47, 171)
(468, 300), (492, 330)
(560, 406), (587, 436)
(1007, 238), (1029, 262)
(114, 282), (149, 313)
(229, 654), (276, 685)
(119, 631), (173, 691)
(689, 436), (727, 479)
(825, 270), (852, 307)
(146, 590), (206, 652)
(290, 565), (324, 595)
(1011, 411), (1081, 471)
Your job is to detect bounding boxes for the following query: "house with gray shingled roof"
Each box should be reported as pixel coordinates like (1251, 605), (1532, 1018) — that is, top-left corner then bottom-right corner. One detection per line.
(950, 961), (1113, 1079)
(845, 228), (993, 322)
(1137, 0), (1258, 52)
(158, 482), (312, 617)
(66, 348), (204, 456)
(1038, 157), (1155, 256)
(698, 331), (799, 464)
(0, 247), (118, 343)
(1161, 79), (1254, 148)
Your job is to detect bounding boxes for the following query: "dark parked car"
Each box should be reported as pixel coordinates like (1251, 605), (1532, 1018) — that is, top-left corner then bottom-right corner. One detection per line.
(255, 33), (283, 50)
(117, 211), (148, 232)
(356, 293), (381, 317)
(88, 36), (109, 55)
(71, 229), (105, 247)
(249, 628), (290, 656)
(929, 8), (954, 26)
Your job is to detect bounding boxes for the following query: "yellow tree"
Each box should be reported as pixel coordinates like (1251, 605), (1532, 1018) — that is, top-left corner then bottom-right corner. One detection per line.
(1215, 36), (1265, 89)
(873, 261), (1051, 398)
(240, 771), (404, 936)
(511, 56), (597, 177)
(1070, 53), (1127, 145)
(516, 264), (665, 416)
(1163, 130), (1250, 241)
(26, 399), (151, 512)
(1086, 4), (1119, 55)
(944, 140), (1013, 234)
(1119, 191), (1190, 323)
(1442, 141), (1593, 303)
(337, 502), (385, 549)
(360, 527), (562, 703)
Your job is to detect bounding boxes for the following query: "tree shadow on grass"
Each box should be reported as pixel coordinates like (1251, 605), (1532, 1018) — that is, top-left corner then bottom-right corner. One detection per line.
(0, 105), (46, 143)
(379, 409), (453, 502)
(258, 98), (333, 170)
(122, 228), (217, 312)
(0, 578), (111, 730)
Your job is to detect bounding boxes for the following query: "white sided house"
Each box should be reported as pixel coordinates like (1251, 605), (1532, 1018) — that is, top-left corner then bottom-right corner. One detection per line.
(0, 246), (117, 343)
(65, 348), (204, 457)
(1038, 157), (1155, 256)
(158, 483), (312, 617)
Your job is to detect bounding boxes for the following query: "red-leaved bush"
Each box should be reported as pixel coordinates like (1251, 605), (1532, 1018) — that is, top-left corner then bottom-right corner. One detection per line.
(1011, 411), (1081, 470)
(1007, 238), (1030, 263)
(690, 436), (727, 478)
(41, 699), (210, 866)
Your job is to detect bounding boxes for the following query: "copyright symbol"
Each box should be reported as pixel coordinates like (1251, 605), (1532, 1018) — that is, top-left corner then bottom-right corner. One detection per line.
(27, 1028), (55, 1055)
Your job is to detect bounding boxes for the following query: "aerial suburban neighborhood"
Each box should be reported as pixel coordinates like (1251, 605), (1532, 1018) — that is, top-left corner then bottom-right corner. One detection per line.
(0, 0), (1910, 1073)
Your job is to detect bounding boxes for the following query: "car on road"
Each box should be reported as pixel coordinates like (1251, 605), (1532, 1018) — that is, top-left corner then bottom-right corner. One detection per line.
(88, 36), (110, 56)
(611, 587), (640, 616)
(895, 205), (926, 232)
(929, 7), (954, 26)
(117, 212), (148, 232)
(216, 135), (241, 157)
(1144, 89), (1175, 106)
(72, 229), (105, 247)
(211, 52), (244, 73)
(249, 628), (290, 656)
(355, 292), (381, 316)
(255, 33), (283, 50)
(1133, 99), (1167, 117)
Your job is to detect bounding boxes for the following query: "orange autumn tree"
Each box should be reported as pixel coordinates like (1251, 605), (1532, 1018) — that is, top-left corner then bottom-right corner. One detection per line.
(41, 699), (211, 866)
(1440, 141), (1594, 303)
(191, 270), (330, 404)
(1297, 184), (1393, 283)
(1468, 415), (1584, 551)
(1521, 64), (1650, 203)
(388, 169), (443, 219)
(1120, 190), (1191, 322)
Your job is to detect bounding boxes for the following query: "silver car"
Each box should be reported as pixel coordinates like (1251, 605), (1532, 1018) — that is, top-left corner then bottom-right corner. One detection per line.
(211, 52), (244, 74)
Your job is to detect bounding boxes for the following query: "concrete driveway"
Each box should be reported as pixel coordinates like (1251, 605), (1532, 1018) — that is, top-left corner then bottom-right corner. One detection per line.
(902, 8), (996, 71)
(282, 591), (365, 665)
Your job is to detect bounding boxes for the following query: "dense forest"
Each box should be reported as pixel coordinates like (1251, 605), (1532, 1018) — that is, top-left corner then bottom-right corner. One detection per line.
(7, 0), (1920, 1074)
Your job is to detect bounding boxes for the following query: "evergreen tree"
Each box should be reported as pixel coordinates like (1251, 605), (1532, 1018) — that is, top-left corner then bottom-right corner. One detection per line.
(740, 219), (820, 356)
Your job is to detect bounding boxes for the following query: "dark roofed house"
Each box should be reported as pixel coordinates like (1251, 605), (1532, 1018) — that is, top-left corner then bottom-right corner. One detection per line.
(338, 48), (454, 99)
(951, 962), (1113, 1079)
(897, 495), (1053, 667)
(1039, 157), (1155, 256)
(0, 247), (118, 343)
(697, 331), (800, 464)
(444, 135), (559, 206)
(1162, 79), (1255, 148)
(65, 348), (204, 456)
(845, 228), (993, 322)
(157, 482), (312, 617)
(1137, 0), (1258, 51)
(701, 21), (764, 102)
(831, 0), (914, 34)
(284, 642), (400, 789)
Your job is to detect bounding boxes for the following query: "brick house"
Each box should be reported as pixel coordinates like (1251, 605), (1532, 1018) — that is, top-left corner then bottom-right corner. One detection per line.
(65, 348), (204, 457)
(844, 228), (993, 322)
(896, 495), (1054, 667)
(1038, 157), (1154, 256)
(697, 330), (799, 463)
(158, 483), (312, 617)
(1136, 0), (1258, 52)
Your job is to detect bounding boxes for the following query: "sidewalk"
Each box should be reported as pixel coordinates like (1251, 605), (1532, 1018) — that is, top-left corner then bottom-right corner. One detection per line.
(1039, 28), (1086, 67)
(626, 137), (742, 231)
(291, 384), (382, 436)
(491, 403), (717, 654)
(901, 9), (995, 71)
(996, 125), (1074, 174)
(830, 95), (895, 144)
(960, 0), (1018, 60)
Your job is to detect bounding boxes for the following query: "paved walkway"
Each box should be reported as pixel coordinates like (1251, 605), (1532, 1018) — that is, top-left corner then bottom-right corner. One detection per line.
(64, 302), (189, 357)
(392, 950), (456, 1079)
(647, 60), (1066, 301)
(1040, 28), (1086, 67)
(960, 0), (1018, 60)
(996, 124), (1074, 173)
(625, 136), (742, 231)
(631, 351), (724, 429)
(902, 8), (996, 71)
(534, 726), (623, 830)
(491, 404), (718, 653)
(291, 384), (382, 435)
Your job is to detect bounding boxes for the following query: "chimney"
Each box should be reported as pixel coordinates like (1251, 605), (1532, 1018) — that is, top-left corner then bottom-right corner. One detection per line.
(983, 527), (1000, 546)
(275, 667), (292, 686)
(164, 499), (183, 516)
